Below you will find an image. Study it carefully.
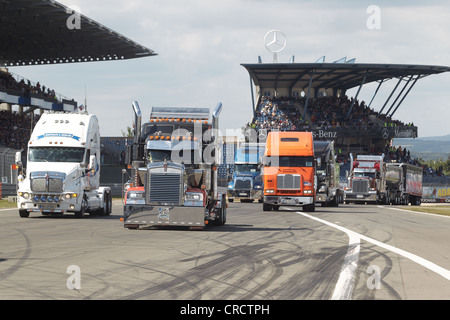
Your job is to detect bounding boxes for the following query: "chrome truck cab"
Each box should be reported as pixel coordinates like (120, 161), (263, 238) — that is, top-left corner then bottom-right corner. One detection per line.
(122, 101), (227, 229)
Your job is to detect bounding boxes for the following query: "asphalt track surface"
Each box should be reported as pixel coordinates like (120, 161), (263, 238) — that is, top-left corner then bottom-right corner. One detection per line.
(1, 201), (450, 300)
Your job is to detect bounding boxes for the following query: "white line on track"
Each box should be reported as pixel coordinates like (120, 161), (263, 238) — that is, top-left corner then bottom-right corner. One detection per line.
(291, 209), (450, 300)
(378, 205), (450, 219)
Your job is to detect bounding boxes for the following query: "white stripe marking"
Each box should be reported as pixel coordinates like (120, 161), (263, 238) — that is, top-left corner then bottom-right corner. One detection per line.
(292, 209), (450, 300)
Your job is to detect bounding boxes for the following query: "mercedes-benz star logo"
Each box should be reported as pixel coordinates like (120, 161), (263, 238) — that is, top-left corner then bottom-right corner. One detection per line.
(264, 30), (287, 53)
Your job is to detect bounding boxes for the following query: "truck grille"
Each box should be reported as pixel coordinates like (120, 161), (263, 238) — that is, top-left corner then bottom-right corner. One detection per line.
(30, 172), (64, 193)
(353, 179), (369, 193)
(277, 174), (301, 190)
(148, 173), (182, 204)
(235, 179), (251, 190)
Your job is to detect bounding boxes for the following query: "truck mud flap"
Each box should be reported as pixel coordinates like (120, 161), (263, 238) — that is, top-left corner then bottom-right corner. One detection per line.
(124, 205), (206, 228)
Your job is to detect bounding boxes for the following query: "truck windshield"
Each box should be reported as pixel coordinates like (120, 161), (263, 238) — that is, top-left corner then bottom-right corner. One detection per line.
(355, 172), (376, 178)
(28, 147), (85, 163)
(235, 164), (258, 173)
(265, 156), (314, 167)
(147, 150), (171, 163)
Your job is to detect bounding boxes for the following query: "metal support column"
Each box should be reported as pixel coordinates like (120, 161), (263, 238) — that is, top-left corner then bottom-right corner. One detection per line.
(389, 75), (421, 118)
(377, 74), (404, 116)
(367, 79), (385, 109)
(250, 75), (256, 121)
(385, 75), (413, 116)
(302, 72), (314, 119)
(346, 71), (368, 119)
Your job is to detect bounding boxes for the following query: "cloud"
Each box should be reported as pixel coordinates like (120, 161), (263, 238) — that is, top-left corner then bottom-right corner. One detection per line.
(10, 0), (450, 138)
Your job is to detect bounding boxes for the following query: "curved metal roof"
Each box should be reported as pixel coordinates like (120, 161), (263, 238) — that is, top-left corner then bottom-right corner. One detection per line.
(241, 62), (450, 92)
(0, 0), (157, 66)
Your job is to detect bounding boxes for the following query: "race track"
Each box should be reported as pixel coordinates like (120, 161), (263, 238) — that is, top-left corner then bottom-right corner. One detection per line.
(1, 201), (449, 300)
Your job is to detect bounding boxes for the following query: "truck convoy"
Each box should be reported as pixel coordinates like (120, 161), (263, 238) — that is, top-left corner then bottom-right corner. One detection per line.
(16, 111), (112, 218)
(262, 131), (316, 212)
(314, 140), (342, 207)
(227, 142), (264, 203)
(344, 154), (423, 205)
(122, 101), (227, 229)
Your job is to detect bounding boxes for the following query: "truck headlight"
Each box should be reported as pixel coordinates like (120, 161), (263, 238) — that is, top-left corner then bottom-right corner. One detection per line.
(304, 190), (313, 194)
(185, 192), (204, 207)
(265, 189), (274, 194)
(185, 193), (203, 201)
(125, 190), (145, 205)
(19, 192), (30, 199)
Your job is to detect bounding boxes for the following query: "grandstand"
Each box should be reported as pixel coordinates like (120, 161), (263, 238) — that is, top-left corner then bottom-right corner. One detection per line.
(242, 61), (450, 155)
(0, 0), (156, 195)
(241, 59), (450, 201)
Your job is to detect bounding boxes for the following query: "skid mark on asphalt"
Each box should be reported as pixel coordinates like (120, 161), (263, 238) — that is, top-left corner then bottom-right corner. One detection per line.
(291, 210), (450, 300)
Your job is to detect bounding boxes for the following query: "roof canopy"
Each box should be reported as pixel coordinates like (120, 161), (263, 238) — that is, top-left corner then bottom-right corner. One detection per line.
(0, 0), (157, 66)
(241, 62), (450, 92)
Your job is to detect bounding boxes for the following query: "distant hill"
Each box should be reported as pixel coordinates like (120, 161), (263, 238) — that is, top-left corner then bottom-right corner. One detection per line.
(393, 135), (450, 161)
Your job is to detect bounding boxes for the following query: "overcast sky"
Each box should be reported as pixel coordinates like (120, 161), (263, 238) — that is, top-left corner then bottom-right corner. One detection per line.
(10, 0), (450, 138)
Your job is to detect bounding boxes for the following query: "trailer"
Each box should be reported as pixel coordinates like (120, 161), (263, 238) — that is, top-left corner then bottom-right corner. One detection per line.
(122, 101), (227, 229)
(386, 163), (423, 205)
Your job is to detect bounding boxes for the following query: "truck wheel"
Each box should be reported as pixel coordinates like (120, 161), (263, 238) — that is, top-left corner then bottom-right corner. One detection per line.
(263, 203), (271, 211)
(75, 207), (85, 218)
(333, 195), (339, 207)
(303, 203), (315, 212)
(101, 191), (112, 216)
(214, 197), (226, 226)
(106, 191), (112, 215)
(19, 210), (30, 218)
(75, 198), (87, 218)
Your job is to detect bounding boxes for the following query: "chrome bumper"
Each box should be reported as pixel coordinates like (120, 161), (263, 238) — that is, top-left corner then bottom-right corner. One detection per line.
(344, 193), (377, 202)
(123, 205), (206, 228)
(264, 195), (314, 206)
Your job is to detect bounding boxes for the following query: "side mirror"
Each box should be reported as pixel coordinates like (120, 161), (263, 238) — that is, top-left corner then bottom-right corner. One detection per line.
(15, 151), (22, 166)
(88, 155), (97, 172)
(316, 157), (321, 168)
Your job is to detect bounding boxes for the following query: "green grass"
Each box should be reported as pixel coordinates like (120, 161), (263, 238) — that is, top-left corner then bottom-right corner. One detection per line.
(0, 199), (18, 209)
(402, 206), (450, 217)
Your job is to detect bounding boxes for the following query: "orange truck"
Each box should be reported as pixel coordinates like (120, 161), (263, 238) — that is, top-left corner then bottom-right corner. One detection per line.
(262, 131), (316, 212)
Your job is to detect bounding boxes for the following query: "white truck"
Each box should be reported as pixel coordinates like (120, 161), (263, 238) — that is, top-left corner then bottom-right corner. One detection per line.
(16, 111), (112, 218)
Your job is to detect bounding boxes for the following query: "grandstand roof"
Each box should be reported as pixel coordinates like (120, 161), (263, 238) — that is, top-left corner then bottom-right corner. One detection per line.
(241, 62), (450, 92)
(0, 0), (156, 66)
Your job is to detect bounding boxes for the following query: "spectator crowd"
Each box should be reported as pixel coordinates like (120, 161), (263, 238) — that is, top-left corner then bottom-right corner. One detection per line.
(0, 111), (39, 150)
(247, 95), (414, 132)
(1, 68), (58, 101)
